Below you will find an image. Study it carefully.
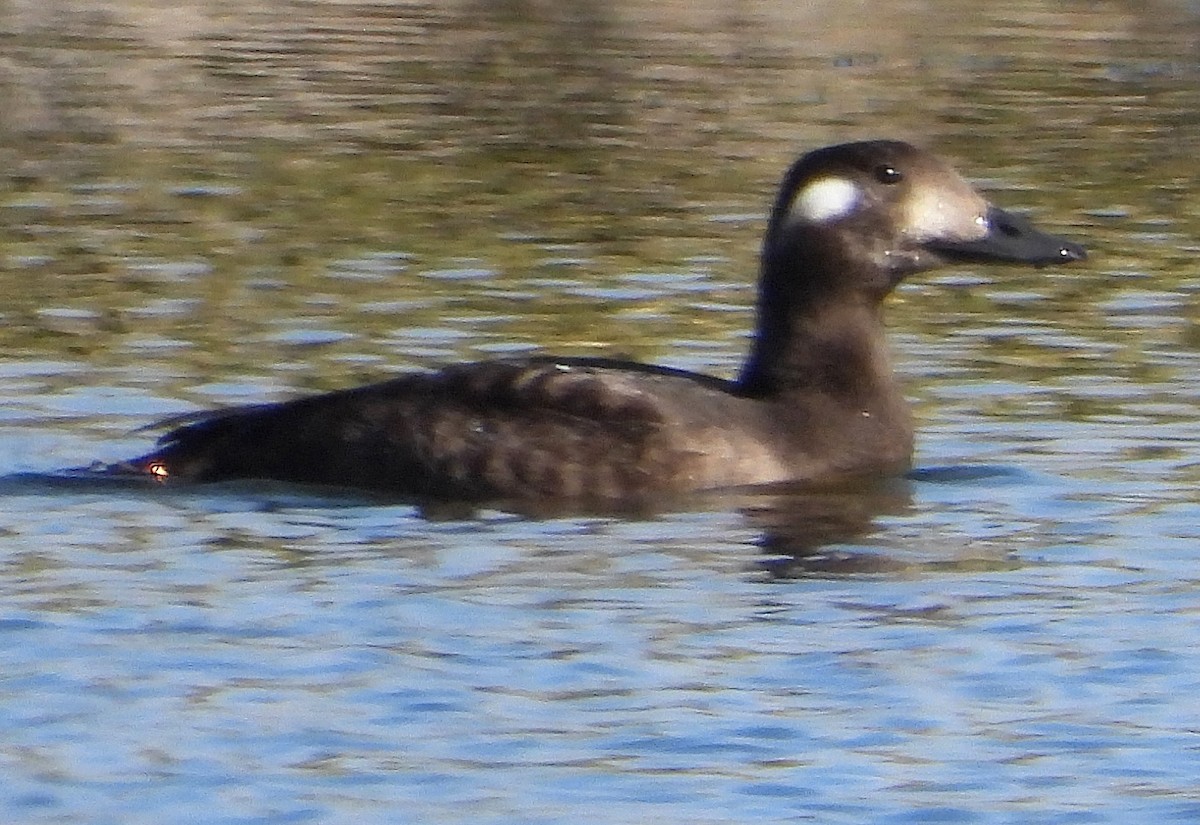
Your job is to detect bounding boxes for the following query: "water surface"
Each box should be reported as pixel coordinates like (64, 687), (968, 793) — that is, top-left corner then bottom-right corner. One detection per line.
(2, 1), (1200, 822)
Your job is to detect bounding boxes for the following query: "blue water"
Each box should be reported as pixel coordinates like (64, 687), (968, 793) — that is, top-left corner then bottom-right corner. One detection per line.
(3, 446), (1200, 823)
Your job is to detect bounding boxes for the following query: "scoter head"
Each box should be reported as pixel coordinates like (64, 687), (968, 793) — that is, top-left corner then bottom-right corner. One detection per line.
(762, 140), (1086, 301)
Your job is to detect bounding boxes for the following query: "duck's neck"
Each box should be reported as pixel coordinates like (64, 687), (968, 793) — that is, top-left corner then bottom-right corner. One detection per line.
(736, 291), (897, 404)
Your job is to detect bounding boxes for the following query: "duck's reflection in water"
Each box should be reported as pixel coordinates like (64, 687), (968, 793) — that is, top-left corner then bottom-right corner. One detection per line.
(738, 478), (916, 578)
(3, 464), (1024, 580)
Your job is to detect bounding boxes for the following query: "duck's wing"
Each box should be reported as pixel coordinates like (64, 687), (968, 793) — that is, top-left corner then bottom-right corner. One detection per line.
(110, 357), (767, 501)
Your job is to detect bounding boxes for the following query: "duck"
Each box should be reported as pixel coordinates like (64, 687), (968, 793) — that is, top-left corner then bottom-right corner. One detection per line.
(108, 140), (1085, 505)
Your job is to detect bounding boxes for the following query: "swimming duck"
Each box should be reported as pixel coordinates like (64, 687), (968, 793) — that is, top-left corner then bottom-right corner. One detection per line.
(112, 140), (1085, 504)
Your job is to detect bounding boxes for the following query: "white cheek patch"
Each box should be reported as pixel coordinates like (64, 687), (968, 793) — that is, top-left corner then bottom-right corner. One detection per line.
(789, 177), (861, 224)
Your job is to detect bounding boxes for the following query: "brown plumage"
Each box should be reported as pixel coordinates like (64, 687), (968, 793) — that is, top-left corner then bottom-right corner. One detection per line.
(109, 141), (1086, 506)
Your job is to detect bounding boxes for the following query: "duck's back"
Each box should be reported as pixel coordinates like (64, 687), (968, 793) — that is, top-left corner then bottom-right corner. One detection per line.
(128, 357), (806, 502)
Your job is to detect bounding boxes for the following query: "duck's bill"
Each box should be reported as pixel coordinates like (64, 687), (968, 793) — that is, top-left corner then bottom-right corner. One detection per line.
(929, 206), (1086, 268)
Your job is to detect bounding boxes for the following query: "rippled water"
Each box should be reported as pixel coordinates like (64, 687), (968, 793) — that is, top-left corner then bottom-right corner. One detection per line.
(3, 1), (1200, 822)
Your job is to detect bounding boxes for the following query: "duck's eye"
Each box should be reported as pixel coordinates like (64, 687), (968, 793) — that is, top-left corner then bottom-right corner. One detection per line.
(874, 165), (903, 185)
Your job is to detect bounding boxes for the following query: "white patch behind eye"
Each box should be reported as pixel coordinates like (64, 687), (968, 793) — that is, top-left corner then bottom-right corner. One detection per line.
(790, 177), (861, 224)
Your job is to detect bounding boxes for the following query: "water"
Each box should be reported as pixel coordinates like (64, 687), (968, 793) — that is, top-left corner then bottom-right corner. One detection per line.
(3, 0), (1200, 822)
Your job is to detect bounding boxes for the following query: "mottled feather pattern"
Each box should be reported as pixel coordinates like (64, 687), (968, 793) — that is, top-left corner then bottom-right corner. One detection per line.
(137, 359), (697, 501)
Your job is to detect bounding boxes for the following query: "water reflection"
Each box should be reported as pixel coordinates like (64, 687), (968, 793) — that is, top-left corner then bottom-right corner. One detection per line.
(0, 463), (990, 579)
(415, 476), (918, 576)
(742, 479), (917, 577)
